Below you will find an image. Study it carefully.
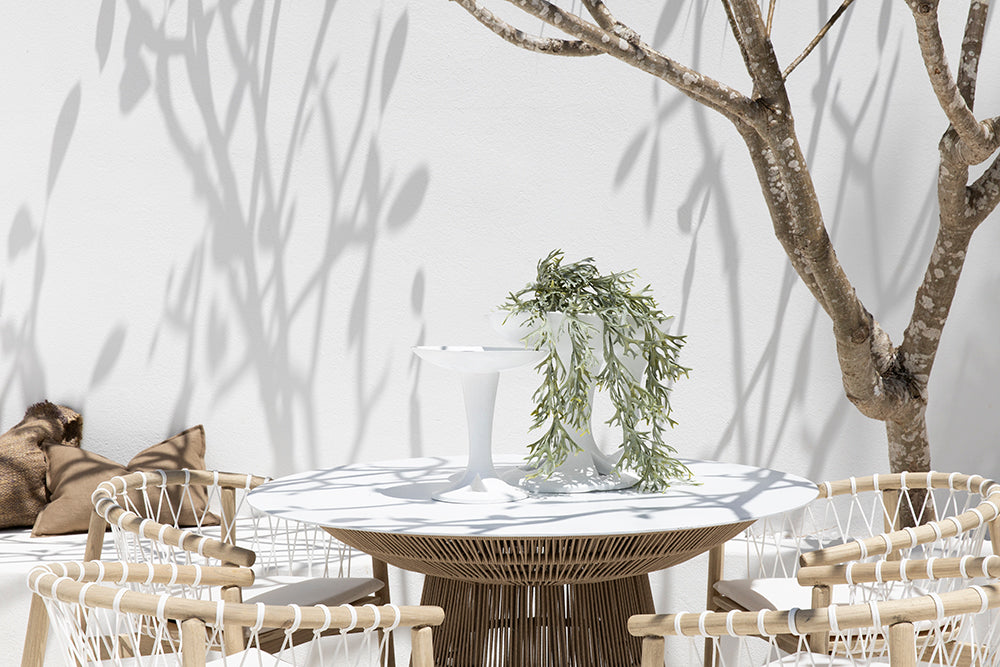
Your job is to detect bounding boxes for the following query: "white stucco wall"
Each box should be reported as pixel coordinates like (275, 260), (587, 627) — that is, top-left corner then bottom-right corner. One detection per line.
(2, 0), (998, 614)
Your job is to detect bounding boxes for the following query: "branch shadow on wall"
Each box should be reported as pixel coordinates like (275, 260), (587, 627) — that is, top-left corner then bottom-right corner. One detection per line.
(615, 0), (935, 478)
(112, 0), (428, 473)
(2, 78), (130, 424)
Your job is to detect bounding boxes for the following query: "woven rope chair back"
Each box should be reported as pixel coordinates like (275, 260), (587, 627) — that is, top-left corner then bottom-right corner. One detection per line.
(631, 581), (1000, 666)
(742, 472), (1000, 581)
(90, 470), (362, 593)
(26, 561), (441, 667)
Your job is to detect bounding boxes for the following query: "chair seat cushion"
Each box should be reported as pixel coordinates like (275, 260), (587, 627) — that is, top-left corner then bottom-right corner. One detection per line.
(206, 647), (295, 666)
(714, 577), (849, 611)
(766, 656), (889, 666)
(244, 576), (384, 606)
(714, 577), (931, 612)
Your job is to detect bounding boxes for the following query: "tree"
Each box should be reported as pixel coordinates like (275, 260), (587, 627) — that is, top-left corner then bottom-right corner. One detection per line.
(447, 0), (1000, 475)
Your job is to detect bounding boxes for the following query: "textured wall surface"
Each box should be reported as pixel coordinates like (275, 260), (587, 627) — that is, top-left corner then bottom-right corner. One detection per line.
(2, 0), (998, 607)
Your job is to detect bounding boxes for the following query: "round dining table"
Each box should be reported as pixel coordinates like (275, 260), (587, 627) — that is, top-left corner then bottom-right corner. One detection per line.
(247, 456), (817, 667)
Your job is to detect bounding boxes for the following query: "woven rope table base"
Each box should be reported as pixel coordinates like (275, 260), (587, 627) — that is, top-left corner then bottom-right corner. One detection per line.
(424, 574), (649, 667)
(327, 521), (753, 666)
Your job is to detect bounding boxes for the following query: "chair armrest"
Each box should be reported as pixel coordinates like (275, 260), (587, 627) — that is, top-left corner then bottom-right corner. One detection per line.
(797, 555), (1000, 587)
(799, 496), (1000, 568)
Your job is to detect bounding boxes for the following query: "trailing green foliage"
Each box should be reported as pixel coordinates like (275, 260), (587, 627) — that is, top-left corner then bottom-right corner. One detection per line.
(500, 250), (691, 492)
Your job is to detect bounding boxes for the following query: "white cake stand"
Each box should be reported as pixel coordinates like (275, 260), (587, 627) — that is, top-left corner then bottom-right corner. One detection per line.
(413, 346), (545, 503)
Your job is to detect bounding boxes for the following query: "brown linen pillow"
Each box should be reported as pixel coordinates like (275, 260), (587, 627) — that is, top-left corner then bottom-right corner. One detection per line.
(0, 401), (83, 529)
(32, 425), (210, 536)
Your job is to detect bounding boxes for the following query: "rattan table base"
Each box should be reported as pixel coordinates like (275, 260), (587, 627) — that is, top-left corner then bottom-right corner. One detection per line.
(328, 521), (754, 666)
(423, 574), (650, 667)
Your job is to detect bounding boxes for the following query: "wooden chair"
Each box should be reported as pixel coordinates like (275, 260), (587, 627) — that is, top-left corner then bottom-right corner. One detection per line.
(703, 472), (1000, 663)
(23, 561), (442, 666)
(86, 470), (388, 653)
(708, 472), (1000, 616)
(631, 575), (1000, 666)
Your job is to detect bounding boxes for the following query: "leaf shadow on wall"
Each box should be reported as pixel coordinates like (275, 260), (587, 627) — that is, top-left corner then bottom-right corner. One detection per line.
(113, 1), (428, 473)
(615, 0), (934, 478)
(0, 81), (127, 422)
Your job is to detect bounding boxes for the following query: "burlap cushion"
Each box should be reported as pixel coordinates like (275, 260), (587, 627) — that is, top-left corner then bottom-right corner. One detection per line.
(32, 425), (210, 537)
(0, 402), (83, 529)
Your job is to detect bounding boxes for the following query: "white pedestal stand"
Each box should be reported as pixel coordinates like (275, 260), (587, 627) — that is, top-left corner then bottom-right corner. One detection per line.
(413, 346), (544, 504)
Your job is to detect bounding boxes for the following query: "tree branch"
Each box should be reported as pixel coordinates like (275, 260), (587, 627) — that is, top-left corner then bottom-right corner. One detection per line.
(957, 0), (988, 110)
(783, 0), (857, 80)
(736, 126), (830, 314)
(497, 0), (761, 125)
(967, 145), (1000, 225)
(898, 224), (976, 387)
(580, 0), (616, 32)
(906, 0), (997, 163)
(449, 0), (602, 56)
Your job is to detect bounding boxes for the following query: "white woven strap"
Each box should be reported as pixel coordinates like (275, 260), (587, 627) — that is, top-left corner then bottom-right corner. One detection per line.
(985, 555), (1000, 578)
(949, 472), (959, 490)
(287, 604), (303, 635)
(849, 477), (858, 496)
(362, 604), (381, 632)
(674, 612), (687, 637)
(756, 609), (771, 637)
(313, 604), (332, 635)
(251, 602), (266, 632)
(904, 526), (919, 548)
(828, 605), (840, 635)
(927, 593), (945, 621)
(868, 601), (882, 629)
(697, 610), (710, 636)
(340, 603), (359, 635)
(112, 588), (128, 614)
(959, 555), (973, 578)
(385, 604), (402, 632)
(78, 582), (96, 609)
(725, 610), (738, 637)
(970, 586), (990, 614)
(787, 608), (801, 636)
(215, 600), (225, 628)
(156, 594), (170, 621)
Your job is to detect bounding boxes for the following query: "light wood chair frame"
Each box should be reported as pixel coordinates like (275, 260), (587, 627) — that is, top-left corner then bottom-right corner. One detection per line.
(631, 578), (1000, 666)
(24, 561), (442, 667)
(85, 469), (391, 656)
(704, 471), (1000, 664)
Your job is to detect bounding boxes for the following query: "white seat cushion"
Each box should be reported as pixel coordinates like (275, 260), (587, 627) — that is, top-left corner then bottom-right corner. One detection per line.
(714, 577), (848, 611)
(206, 647), (295, 666)
(244, 576), (383, 606)
(766, 656), (889, 666)
(714, 576), (933, 613)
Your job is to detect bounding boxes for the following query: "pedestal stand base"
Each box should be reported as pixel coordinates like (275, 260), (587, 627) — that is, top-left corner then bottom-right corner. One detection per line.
(422, 575), (649, 667)
(432, 475), (529, 503)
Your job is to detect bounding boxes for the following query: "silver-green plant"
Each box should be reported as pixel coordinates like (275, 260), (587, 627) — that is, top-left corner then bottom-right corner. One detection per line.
(500, 249), (691, 492)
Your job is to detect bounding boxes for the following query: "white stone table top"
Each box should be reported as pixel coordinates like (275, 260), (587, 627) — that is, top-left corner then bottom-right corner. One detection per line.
(247, 457), (818, 538)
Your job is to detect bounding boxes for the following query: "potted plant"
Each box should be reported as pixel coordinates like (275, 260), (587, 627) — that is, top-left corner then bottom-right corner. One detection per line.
(497, 250), (691, 493)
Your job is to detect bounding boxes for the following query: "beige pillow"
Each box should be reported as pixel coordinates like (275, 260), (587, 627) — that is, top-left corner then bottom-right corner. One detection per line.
(0, 401), (83, 529)
(32, 425), (210, 536)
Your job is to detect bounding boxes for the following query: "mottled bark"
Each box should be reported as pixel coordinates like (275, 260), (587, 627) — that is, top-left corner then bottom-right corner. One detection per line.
(448, 0), (1000, 475)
